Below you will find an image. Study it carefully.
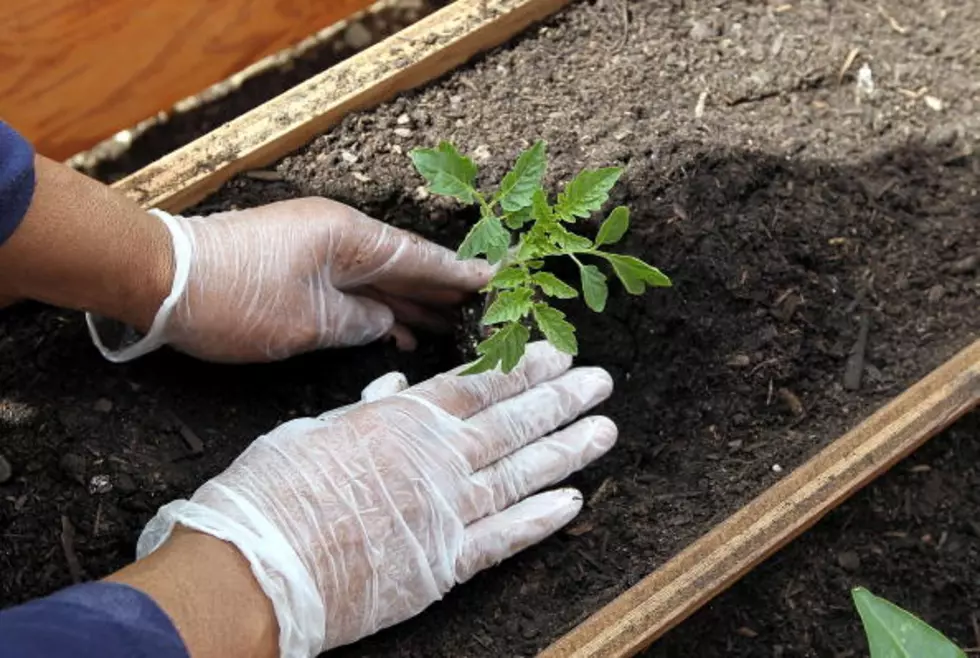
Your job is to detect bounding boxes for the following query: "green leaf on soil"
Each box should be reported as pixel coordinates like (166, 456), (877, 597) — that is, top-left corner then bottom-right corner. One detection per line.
(596, 206), (630, 246)
(489, 267), (528, 290)
(579, 263), (608, 312)
(463, 322), (531, 375)
(457, 215), (510, 264)
(532, 303), (577, 355)
(552, 226), (593, 252)
(503, 206), (532, 230)
(497, 141), (547, 212)
(555, 167), (623, 221)
(530, 188), (553, 223)
(410, 142), (479, 203)
(482, 289), (534, 325)
(852, 588), (966, 658)
(604, 254), (672, 293)
(532, 272), (578, 299)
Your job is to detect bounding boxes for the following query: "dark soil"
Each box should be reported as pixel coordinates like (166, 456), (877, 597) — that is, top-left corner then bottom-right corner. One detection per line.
(2, 0), (978, 656)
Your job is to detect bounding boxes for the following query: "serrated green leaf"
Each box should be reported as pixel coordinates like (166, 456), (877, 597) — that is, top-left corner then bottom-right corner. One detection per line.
(532, 303), (578, 355)
(410, 142), (479, 203)
(516, 229), (560, 261)
(853, 588), (966, 658)
(604, 254), (672, 294)
(596, 206), (630, 246)
(462, 322), (531, 375)
(489, 267), (528, 290)
(551, 224), (593, 252)
(579, 264), (608, 312)
(532, 272), (578, 299)
(503, 206), (532, 230)
(498, 141), (547, 212)
(555, 167), (623, 221)
(483, 289), (533, 325)
(530, 188), (552, 223)
(457, 216), (510, 264)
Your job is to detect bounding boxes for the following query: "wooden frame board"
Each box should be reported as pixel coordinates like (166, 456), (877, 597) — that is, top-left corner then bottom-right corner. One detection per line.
(540, 338), (979, 657)
(110, 1), (980, 655)
(112, 0), (573, 213)
(0, 0), (377, 160)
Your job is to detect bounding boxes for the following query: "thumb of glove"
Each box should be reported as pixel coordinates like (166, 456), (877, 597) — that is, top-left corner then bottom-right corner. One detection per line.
(324, 292), (395, 348)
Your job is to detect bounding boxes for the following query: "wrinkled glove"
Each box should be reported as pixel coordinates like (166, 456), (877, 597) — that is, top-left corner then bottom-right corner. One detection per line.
(136, 342), (616, 657)
(86, 198), (492, 362)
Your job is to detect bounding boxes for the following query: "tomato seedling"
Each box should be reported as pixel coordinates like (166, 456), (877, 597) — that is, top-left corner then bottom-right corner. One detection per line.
(411, 140), (670, 374)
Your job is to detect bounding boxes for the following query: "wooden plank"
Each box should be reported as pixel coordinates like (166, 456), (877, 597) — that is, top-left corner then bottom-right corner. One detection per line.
(540, 339), (980, 658)
(0, 0), (375, 160)
(111, 0), (572, 213)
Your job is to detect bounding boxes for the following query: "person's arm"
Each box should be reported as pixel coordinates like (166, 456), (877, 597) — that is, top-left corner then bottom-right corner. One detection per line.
(0, 125), (491, 363)
(0, 151), (173, 330)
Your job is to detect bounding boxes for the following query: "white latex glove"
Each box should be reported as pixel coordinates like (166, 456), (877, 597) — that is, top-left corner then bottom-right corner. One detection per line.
(86, 198), (492, 363)
(136, 342), (616, 657)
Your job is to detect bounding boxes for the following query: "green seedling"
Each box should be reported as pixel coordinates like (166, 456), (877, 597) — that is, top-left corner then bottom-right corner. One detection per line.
(852, 587), (965, 658)
(410, 140), (671, 374)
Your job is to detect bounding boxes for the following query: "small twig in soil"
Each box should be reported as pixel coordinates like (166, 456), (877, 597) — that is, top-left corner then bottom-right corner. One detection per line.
(844, 313), (872, 391)
(612, 0), (631, 52)
(838, 47), (861, 85)
(167, 410), (205, 456)
(60, 515), (84, 584)
(243, 170), (284, 182)
(588, 477), (617, 508)
(876, 4), (909, 34)
(653, 490), (707, 502)
(93, 502), (103, 538)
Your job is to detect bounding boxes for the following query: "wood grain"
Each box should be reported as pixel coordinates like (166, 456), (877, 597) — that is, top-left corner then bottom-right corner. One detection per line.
(111, 0), (572, 212)
(0, 0), (375, 160)
(539, 339), (980, 658)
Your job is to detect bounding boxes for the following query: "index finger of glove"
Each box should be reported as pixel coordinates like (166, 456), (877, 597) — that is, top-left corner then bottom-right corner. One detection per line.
(406, 341), (573, 419)
(330, 211), (492, 294)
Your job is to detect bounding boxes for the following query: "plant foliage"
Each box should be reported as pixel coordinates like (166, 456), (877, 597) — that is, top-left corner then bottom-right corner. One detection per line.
(411, 140), (671, 374)
(852, 587), (966, 658)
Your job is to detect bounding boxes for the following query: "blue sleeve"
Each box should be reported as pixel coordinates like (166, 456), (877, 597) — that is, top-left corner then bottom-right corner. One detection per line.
(0, 582), (189, 658)
(0, 120), (36, 246)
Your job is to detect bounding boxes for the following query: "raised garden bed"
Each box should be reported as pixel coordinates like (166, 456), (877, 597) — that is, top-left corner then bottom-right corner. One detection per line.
(1, 0), (978, 656)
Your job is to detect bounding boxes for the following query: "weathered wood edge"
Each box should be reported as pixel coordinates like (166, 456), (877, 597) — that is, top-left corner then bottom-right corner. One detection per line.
(111, 0), (571, 212)
(539, 338), (980, 658)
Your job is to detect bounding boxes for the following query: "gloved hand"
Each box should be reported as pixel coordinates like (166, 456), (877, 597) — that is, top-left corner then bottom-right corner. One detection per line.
(136, 342), (616, 656)
(86, 198), (492, 363)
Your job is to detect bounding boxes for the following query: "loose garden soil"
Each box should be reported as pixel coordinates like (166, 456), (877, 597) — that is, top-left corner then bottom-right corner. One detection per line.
(2, 0), (978, 656)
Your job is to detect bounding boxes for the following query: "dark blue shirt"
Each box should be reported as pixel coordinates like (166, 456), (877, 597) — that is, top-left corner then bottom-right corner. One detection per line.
(0, 582), (189, 658)
(0, 120), (36, 246)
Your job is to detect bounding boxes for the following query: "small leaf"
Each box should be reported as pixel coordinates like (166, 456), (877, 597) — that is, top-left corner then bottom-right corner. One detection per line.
(530, 188), (552, 223)
(555, 167), (623, 221)
(516, 230), (560, 260)
(483, 289), (533, 325)
(852, 588), (966, 658)
(580, 264), (608, 312)
(596, 206), (630, 246)
(532, 304), (578, 355)
(462, 322), (531, 375)
(490, 267), (528, 290)
(605, 254), (672, 294)
(503, 206), (532, 230)
(551, 225), (593, 252)
(457, 216), (510, 264)
(532, 272), (578, 299)
(410, 143), (479, 203)
(498, 141), (547, 212)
